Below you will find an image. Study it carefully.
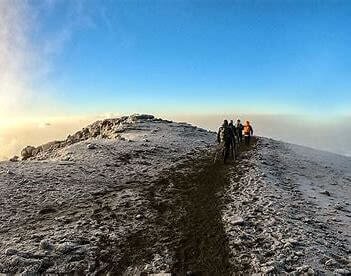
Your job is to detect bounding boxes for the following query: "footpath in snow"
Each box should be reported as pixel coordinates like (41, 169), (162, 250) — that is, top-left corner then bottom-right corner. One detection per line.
(0, 114), (350, 275)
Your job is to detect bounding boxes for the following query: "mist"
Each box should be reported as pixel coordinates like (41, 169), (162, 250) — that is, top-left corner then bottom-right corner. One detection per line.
(171, 113), (351, 157)
(0, 1), (81, 118)
(0, 1), (40, 117)
(0, 117), (94, 160)
(0, 113), (350, 160)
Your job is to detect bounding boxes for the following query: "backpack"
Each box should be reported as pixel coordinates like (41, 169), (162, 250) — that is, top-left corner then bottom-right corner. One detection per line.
(220, 126), (231, 143)
(243, 125), (251, 135)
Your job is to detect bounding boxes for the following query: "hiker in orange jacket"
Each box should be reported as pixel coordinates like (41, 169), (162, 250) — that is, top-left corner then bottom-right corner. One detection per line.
(243, 121), (254, 146)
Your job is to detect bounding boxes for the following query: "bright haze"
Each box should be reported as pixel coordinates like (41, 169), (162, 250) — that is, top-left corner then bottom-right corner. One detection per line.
(0, 0), (350, 159)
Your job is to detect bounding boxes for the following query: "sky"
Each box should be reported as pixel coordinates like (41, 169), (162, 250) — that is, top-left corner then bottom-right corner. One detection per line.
(0, 0), (350, 158)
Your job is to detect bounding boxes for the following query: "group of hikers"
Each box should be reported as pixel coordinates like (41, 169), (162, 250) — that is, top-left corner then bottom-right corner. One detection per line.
(217, 119), (254, 163)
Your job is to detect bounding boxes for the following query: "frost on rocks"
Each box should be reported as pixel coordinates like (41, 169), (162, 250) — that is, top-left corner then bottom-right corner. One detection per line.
(0, 114), (216, 274)
(221, 137), (351, 274)
(87, 143), (97, 150)
(0, 115), (350, 274)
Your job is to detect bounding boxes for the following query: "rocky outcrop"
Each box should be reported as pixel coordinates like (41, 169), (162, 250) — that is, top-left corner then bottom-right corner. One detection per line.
(20, 146), (36, 160)
(20, 114), (156, 160)
(9, 156), (19, 162)
(0, 114), (216, 274)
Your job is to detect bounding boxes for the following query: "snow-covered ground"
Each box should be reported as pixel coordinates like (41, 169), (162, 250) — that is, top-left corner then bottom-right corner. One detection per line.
(223, 138), (351, 275)
(0, 115), (350, 275)
(0, 115), (216, 274)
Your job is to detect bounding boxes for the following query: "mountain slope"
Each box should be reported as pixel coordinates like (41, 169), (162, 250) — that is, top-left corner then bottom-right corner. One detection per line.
(0, 115), (216, 274)
(0, 115), (350, 275)
(222, 138), (351, 274)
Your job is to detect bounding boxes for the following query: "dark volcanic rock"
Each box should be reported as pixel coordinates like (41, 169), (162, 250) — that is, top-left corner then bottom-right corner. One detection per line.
(21, 146), (36, 160)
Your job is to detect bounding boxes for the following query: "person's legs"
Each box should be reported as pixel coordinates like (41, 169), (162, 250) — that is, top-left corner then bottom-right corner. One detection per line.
(244, 135), (249, 146)
(236, 136), (240, 155)
(214, 143), (223, 163)
(224, 142), (230, 163)
(230, 141), (234, 159)
(222, 143), (226, 163)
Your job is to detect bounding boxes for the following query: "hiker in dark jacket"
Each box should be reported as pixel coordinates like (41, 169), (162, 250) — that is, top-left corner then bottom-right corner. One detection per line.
(236, 119), (243, 143)
(217, 120), (231, 163)
(228, 120), (238, 160)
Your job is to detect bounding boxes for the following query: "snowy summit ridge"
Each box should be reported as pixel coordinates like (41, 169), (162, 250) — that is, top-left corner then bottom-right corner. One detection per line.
(19, 114), (214, 161)
(0, 115), (350, 275)
(0, 114), (218, 274)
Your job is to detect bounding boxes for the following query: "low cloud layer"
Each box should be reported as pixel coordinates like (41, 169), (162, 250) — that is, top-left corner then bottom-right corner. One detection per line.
(0, 116), (95, 159)
(170, 113), (351, 157)
(0, 113), (350, 160)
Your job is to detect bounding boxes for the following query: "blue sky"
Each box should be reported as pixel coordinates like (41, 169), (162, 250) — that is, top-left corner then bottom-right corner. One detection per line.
(1, 0), (351, 158)
(3, 0), (351, 117)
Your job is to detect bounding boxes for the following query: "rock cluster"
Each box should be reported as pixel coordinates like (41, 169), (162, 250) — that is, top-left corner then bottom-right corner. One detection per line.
(20, 114), (156, 160)
(0, 115), (216, 274)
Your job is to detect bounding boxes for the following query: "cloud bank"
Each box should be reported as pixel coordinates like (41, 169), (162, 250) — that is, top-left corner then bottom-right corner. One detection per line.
(170, 113), (351, 157)
(0, 116), (95, 160)
(0, 113), (350, 160)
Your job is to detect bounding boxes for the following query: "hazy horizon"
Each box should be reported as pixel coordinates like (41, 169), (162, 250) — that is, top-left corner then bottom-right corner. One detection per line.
(0, 113), (350, 160)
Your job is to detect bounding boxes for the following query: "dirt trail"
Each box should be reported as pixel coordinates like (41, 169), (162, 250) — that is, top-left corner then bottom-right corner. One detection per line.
(170, 156), (232, 274)
(109, 151), (235, 275)
(108, 144), (255, 275)
(0, 115), (261, 275)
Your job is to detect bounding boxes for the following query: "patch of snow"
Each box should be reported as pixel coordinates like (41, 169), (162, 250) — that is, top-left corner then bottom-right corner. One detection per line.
(221, 137), (351, 274)
(0, 115), (216, 274)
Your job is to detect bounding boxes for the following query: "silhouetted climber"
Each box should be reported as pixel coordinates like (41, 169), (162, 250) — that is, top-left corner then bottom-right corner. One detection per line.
(228, 120), (238, 160)
(236, 119), (243, 143)
(243, 120), (254, 146)
(217, 120), (231, 163)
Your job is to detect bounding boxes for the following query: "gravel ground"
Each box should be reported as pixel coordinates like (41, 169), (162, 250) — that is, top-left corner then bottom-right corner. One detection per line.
(0, 116), (216, 274)
(0, 115), (350, 275)
(222, 138), (351, 275)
